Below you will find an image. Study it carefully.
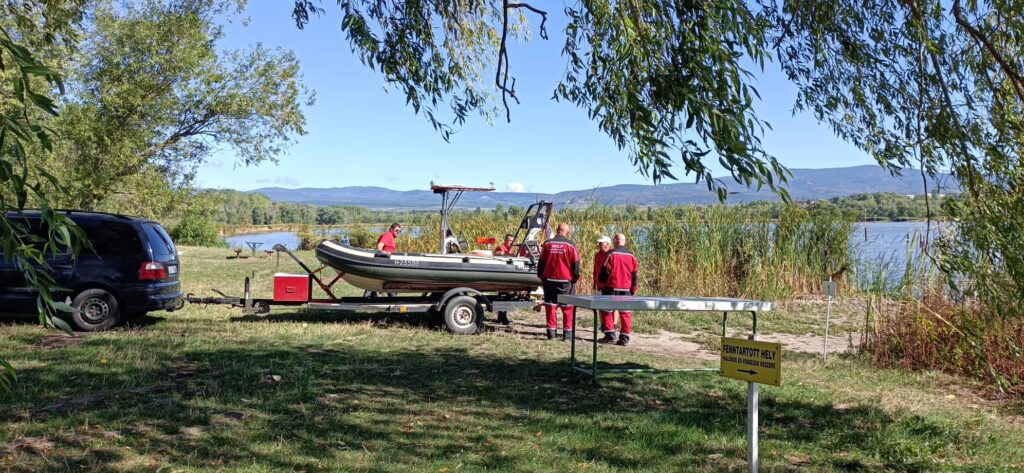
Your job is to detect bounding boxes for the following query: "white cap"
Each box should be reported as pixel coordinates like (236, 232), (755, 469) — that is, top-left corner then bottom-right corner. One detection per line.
(597, 236), (612, 244)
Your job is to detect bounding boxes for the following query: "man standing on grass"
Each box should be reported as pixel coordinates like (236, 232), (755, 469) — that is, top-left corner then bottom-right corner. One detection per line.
(599, 232), (639, 346)
(538, 223), (580, 341)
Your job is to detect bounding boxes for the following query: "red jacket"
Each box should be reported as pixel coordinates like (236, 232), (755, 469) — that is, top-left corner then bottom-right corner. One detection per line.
(377, 231), (396, 253)
(599, 246), (638, 294)
(538, 236), (580, 282)
(593, 250), (609, 290)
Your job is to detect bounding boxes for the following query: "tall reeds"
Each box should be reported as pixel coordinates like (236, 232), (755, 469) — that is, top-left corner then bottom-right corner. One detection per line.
(868, 288), (1023, 395)
(333, 204), (855, 299)
(855, 228), (1023, 395)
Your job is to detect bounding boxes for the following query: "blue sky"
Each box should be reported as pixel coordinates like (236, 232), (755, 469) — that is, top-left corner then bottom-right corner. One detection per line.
(198, 3), (874, 194)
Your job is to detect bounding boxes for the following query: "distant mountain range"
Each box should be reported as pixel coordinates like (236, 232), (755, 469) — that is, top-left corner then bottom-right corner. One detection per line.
(246, 165), (959, 210)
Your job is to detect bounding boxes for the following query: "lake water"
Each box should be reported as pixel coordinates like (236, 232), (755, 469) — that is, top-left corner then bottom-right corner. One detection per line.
(225, 231), (305, 250)
(853, 221), (937, 262)
(224, 226), (425, 251)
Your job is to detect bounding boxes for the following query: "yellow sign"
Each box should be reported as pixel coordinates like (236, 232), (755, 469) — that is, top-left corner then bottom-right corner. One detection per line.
(720, 337), (782, 386)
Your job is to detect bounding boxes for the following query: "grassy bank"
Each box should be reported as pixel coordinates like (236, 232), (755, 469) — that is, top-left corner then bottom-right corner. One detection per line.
(224, 206), (1020, 396)
(0, 246), (1022, 472)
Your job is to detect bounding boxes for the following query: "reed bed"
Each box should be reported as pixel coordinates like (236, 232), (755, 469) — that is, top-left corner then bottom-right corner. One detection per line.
(316, 205), (855, 299)
(866, 288), (1024, 395)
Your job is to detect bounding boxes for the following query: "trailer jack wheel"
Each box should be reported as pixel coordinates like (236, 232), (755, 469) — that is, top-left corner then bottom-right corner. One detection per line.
(254, 301), (271, 317)
(443, 295), (481, 334)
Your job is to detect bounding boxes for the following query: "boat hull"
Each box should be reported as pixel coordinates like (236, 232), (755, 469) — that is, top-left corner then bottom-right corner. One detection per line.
(315, 241), (541, 293)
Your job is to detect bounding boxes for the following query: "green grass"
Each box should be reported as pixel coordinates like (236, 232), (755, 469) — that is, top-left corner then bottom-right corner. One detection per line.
(0, 247), (1021, 472)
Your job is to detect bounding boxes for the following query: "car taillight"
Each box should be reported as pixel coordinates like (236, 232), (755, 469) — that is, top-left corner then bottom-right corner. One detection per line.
(139, 261), (167, 280)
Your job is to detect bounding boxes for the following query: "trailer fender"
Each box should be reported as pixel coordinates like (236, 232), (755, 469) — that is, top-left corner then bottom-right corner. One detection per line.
(437, 287), (492, 313)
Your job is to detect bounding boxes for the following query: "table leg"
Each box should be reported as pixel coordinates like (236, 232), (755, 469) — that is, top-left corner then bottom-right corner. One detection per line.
(592, 309), (599, 383)
(570, 309), (577, 370)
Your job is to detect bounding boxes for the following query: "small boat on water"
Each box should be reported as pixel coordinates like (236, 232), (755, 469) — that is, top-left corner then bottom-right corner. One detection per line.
(316, 183), (552, 293)
(315, 240), (541, 292)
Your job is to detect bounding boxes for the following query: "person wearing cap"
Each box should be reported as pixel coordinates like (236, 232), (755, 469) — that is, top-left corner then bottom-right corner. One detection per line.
(593, 235), (613, 337)
(537, 222), (580, 341)
(598, 232), (639, 345)
(494, 233), (515, 255)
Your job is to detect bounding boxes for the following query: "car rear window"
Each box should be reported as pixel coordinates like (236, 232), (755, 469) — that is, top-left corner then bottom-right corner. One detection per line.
(78, 220), (143, 256)
(141, 223), (176, 256)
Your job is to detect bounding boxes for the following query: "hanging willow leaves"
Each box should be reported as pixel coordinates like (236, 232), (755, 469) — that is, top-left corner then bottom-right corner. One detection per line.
(0, 1), (89, 390)
(292, 0), (789, 198)
(764, 0), (1024, 318)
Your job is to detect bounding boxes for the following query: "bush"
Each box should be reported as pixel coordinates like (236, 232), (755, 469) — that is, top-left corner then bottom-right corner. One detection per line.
(297, 232), (322, 250)
(347, 226), (376, 248)
(870, 291), (1024, 396)
(171, 215), (225, 247)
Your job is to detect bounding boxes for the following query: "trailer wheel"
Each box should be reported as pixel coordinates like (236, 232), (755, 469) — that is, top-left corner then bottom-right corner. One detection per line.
(443, 295), (481, 334)
(254, 301), (271, 317)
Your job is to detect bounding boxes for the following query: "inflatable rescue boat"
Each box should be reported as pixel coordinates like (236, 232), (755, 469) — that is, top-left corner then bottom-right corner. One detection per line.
(315, 240), (542, 292)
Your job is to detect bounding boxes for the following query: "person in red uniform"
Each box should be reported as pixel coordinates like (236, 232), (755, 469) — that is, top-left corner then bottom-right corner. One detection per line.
(376, 223), (402, 253)
(365, 223), (402, 298)
(538, 223), (580, 341)
(494, 234), (515, 255)
(490, 233), (519, 326)
(593, 235), (613, 338)
(598, 232), (639, 346)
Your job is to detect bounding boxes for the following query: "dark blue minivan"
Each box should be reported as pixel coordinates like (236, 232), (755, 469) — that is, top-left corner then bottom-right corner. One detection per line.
(0, 211), (183, 331)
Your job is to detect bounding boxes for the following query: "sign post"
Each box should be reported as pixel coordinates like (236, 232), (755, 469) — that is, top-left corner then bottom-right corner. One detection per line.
(822, 279), (837, 361)
(747, 377), (758, 472)
(721, 336), (782, 472)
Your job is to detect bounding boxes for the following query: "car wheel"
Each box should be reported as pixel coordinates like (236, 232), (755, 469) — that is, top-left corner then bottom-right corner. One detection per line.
(71, 289), (122, 332)
(443, 295), (481, 335)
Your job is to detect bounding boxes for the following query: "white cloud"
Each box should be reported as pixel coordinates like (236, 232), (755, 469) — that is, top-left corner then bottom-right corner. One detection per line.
(204, 159), (224, 168)
(506, 182), (527, 193)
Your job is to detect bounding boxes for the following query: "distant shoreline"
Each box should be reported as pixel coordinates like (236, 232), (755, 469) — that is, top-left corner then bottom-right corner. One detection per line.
(221, 219), (944, 237)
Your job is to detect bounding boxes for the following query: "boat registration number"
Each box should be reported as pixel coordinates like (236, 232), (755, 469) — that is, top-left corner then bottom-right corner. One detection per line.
(394, 259), (420, 267)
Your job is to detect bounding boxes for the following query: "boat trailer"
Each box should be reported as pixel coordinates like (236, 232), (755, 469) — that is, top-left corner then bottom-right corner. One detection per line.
(185, 244), (538, 334)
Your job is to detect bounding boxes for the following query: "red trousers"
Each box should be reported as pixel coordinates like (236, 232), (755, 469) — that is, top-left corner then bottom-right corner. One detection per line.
(544, 304), (575, 330)
(600, 288), (632, 335)
(600, 310), (632, 335)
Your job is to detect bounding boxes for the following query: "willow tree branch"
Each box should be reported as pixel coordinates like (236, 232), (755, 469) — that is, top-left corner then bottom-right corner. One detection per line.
(901, 0), (980, 195)
(951, 0), (1024, 105)
(496, 0), (547, 122)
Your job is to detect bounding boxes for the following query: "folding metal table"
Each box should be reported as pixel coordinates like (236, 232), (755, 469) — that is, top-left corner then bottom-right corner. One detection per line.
(557, 295), (775, 382)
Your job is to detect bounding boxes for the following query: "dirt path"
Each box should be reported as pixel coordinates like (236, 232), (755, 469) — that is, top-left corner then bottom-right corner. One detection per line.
(492, 312), (862, 361)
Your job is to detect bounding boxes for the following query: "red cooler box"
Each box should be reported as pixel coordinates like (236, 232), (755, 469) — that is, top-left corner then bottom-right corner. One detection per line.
(273, 273), (310, 302)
